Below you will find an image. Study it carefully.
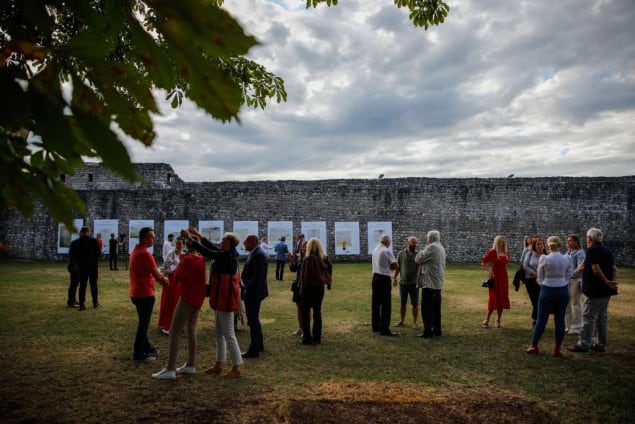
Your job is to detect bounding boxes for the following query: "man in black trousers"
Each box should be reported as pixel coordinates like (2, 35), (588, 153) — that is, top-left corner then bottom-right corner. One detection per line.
(241, 235), (269, 358)
(70, 226), (101, 310)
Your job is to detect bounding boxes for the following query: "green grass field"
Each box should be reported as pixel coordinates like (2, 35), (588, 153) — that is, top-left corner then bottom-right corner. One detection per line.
(0, 260), (632, 423)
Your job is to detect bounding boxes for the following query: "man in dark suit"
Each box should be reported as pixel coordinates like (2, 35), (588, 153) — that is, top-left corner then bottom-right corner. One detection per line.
(109, 233), (120, 271)
(69, 226), (101, 310)
(241, 234), (268, 358)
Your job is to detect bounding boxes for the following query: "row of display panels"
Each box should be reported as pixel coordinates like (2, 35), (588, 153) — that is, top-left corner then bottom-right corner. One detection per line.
(58, 220), (394, 256)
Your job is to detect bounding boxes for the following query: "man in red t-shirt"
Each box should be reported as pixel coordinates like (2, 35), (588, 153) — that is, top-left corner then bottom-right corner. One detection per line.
(129, 227), (168, 361)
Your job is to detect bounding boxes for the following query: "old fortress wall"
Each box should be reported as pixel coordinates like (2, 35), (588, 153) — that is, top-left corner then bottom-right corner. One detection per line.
(1, 163), (633, 266)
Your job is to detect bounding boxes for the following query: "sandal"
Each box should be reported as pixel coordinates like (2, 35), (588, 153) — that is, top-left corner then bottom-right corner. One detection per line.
(411, 324), (419, 330)
(482, 320), (489, 328)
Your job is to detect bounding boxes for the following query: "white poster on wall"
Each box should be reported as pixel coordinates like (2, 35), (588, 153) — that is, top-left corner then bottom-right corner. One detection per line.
(268, 221), (293, 255)
(334, 221), (360, 255)
(57, 219), (84, 254)
(129, 219), (155, 254)
(367, 221), (393, 254)
(198, 220), (224, 244)
(93, 219), (119, 254)
(233, 221), (259, 256)
(164, 220), (189, 242)
(301, 221), (328, 253)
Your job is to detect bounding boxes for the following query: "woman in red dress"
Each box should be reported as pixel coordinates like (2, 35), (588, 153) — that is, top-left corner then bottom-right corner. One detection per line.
(157, 237), (184, 335)
(481, 235), (510, 328)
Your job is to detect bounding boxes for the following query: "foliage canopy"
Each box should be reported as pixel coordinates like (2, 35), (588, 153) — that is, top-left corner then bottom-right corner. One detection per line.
(0, 0), (448, 230)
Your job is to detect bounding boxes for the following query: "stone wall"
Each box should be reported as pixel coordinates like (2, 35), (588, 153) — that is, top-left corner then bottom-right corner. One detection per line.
(1, 163), (633, 265)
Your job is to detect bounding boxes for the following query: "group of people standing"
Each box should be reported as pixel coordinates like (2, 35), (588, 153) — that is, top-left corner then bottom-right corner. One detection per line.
(74, 222), (618, 381)
(66, 229), (124, 310)
(67, 226), (101, 310)
(368, 227), (618, 359)
(126, 226), (271, 380)
(480, 229), (618, 357)
(371, 230), (447, 339)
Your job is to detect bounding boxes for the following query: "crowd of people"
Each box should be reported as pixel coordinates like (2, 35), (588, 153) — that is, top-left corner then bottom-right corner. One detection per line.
(368, 228), (618, 357)
(66, 224), (619, 380)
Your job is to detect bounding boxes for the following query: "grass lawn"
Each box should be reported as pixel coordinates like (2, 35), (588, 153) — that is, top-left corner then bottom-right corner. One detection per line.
(0, 260), (633, 423)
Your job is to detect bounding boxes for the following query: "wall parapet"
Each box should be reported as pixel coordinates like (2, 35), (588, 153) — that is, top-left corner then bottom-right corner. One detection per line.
(1, 164), (633, 266)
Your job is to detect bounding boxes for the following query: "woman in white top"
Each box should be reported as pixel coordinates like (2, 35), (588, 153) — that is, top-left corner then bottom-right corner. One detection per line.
(526, 236), (573, 357)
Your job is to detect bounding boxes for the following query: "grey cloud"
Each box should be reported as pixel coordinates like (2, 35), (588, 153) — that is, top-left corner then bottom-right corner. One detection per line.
(131, 0), (634, 182)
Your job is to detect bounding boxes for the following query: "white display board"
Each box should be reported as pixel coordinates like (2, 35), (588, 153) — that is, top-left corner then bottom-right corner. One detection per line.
(57, 219), (84, 254)
(367, 221), (393, 254)
(129, 219), (155, 254)
(233, 220), (259, 256)
(93, 219), (119, 254)
(198, 220), (224, 244)
(164, 220), (189, 242)
(334, 221), (360, 255)
(301, 221), (328, 254)
(268, 221), (293, 255)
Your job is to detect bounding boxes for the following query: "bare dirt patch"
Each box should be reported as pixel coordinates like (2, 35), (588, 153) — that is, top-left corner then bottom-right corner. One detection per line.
(185, 382), (559, 424)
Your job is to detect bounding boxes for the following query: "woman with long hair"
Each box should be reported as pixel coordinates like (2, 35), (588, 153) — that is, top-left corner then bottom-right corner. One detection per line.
(526, 236), (572, 356)
(481, 235), (510, 328)
(152, 237), (206, 379)
(523, 237), (546, 328)
(299, 238), (332, 345)
(289, 240), (308, 337)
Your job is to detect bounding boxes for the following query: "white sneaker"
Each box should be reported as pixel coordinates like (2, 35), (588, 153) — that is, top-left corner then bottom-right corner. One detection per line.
(152, 368), (176, 380)
(176, 364), (196, 375)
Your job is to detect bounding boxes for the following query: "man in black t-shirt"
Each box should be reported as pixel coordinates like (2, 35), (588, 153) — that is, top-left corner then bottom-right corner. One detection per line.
(567, 228), (618, 353)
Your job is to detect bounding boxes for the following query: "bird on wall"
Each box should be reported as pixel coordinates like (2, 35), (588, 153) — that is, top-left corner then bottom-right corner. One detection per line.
(508, 174), (514, 178)
(378, 174), (384, 179)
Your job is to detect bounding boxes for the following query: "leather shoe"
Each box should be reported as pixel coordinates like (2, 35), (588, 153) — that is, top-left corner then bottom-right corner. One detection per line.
(566, 345), (589, 353)
(241, 351), (260, 359)
(417, 333), (433, 339)
(380, 331), (399, 337)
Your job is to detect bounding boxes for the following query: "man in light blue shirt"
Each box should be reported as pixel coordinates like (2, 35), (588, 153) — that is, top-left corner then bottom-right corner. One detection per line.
(274, 236), (289, 281)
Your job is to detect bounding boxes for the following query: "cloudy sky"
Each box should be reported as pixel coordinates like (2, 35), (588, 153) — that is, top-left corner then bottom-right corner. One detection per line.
(123, 0), (635, 182)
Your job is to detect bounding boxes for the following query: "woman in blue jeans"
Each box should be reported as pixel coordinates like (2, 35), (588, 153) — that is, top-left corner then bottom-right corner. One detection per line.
(526, 236), (572, 357)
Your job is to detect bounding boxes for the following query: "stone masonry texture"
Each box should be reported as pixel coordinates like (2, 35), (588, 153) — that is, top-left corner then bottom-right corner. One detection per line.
(1, 163), (633, 266)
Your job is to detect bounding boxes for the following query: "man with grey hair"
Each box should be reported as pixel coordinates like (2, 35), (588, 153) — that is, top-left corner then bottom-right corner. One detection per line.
(415, 230), (447, 338)
(371, 234), (400, 336)
(567, 228), (618, 353)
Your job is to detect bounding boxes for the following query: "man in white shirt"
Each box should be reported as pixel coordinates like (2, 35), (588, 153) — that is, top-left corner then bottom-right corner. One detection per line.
(371, 234), (399, 336)
(162, 234), (174, 262)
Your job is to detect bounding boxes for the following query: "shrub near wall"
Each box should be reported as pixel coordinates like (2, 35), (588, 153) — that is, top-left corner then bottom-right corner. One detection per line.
(0, 164), (633, 265)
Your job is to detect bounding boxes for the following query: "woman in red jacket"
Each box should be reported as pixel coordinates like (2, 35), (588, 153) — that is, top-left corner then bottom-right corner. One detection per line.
(152, 237), (207, 380)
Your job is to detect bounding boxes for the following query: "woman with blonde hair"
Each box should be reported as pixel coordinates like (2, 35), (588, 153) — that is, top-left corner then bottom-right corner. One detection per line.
(299, 238), (332, 345)
(526, 236), (572, 356)
(481, 235), (510, 328)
